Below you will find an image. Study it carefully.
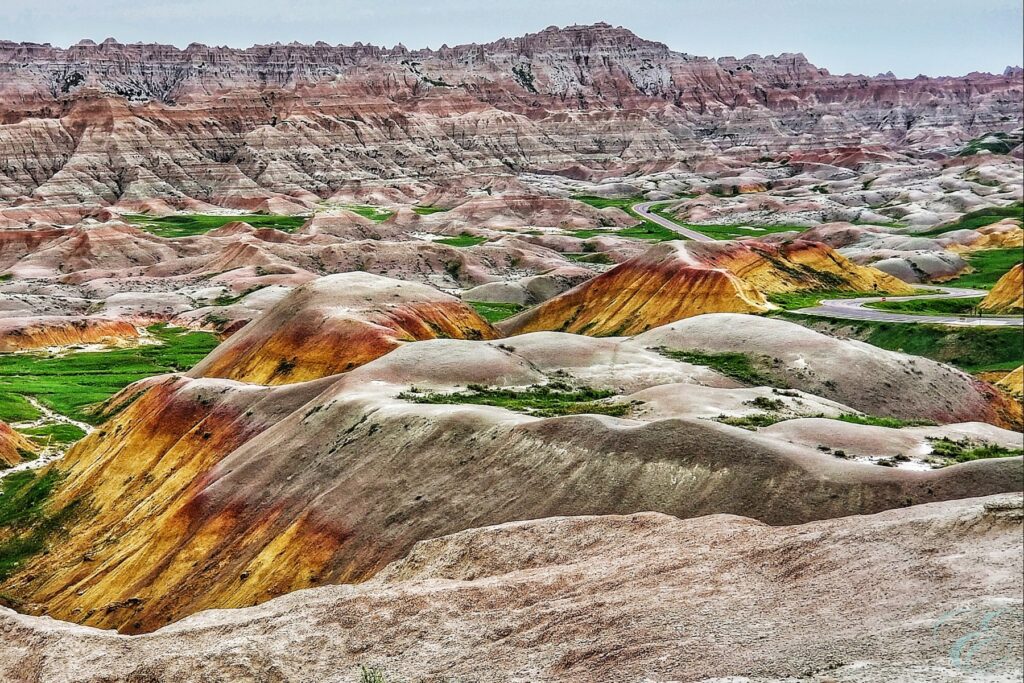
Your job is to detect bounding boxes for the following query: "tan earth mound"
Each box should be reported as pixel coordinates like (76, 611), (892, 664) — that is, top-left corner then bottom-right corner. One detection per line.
(0, 422), (36, 468)
(636, 313), (1023, 429)
(0, 316), (140, 352)
(499, 239), (911, 336)
(0, 495), (1020, 682)
(188, 272), (497, 384)
(980, 263), (1024, 313)
(4, 326), (1019, 633)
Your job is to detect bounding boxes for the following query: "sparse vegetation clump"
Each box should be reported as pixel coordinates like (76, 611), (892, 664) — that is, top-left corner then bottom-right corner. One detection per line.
(836, 414), (936, 429)
(927, 437), (1023, 465)
(656, 349), (784, 387)
(715, 412), (785, 430)
(398, 382), (630, 418)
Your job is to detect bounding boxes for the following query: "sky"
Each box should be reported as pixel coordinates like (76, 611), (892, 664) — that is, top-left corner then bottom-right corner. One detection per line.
(5, 0), (1023, 78)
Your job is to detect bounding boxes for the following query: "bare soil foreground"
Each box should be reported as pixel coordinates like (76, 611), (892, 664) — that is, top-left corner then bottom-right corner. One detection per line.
(1, 495), (1021, 682)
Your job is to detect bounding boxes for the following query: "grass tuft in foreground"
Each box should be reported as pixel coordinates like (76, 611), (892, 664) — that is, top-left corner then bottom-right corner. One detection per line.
(927, 437), (1023, 465)
(398, 382), (629, 418)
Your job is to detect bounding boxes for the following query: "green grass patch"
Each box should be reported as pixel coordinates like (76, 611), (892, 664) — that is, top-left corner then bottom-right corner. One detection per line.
(571, 196), (681, 241)
(398, 382), (629, 418)
(649, 206), (806, 240)
(0, 324), (218, 425)
(339, 205), (395, 223)
(436, 234), (488, 247)
(20, 423), (88, 445)
(779, 314), (1023, 374)
(927, 437), (1023, 465)
(124, 214), (307, 238)
(467, 301), (524, 323)
(836, 414), (936, 428)
(864, 297), (985, 316)
(956, 131), (1023, 157)
(942, 248), (1023, 290)
(768, 290), (906, 311)
(0, 394), (39, 424)
(0, 469), (81, 581)
(656, 349), (784, 387)
(917, 203), (1023, 237)
(412, 205), (448, 215)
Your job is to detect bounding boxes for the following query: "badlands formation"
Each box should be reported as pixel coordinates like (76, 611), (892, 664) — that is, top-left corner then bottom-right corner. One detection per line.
(0, 22), (1021, 682)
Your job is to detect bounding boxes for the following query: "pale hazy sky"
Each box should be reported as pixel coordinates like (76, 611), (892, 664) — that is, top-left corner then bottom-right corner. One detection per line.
(5, 0), (1023, 78)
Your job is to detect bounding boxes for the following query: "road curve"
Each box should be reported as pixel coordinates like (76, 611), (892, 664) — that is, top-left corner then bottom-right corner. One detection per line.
(792, 286), (1023, 327)
(632, 201), (715, 242)
(630, 201), (1019, 327)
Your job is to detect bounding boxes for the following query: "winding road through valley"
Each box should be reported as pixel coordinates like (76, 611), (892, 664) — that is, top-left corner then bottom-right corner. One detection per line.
(632, 200), (1021, 327)
(792, 286), (1023, 327)
(632, 201), (715, 242)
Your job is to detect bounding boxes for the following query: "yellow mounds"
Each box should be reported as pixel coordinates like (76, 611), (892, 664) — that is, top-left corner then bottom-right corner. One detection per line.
(980, 263), (1023, 314)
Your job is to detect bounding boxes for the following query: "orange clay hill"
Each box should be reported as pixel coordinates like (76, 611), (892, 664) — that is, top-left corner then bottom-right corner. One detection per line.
(0, 422), (36, 467)
(188, 271), (498, 384)
(0, 316), (141, 353)
(498, 238), (912, 337)
(979, 263), (1023, 314)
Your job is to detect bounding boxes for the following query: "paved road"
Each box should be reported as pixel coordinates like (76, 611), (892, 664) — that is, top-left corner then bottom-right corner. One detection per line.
(793, 286), (1023, 327)
(630, 201), (1020, 328)
(632, 201), (715, 242)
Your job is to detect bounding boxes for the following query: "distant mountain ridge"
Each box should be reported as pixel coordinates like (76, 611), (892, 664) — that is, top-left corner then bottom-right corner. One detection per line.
(0, 23), (1020, 207)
